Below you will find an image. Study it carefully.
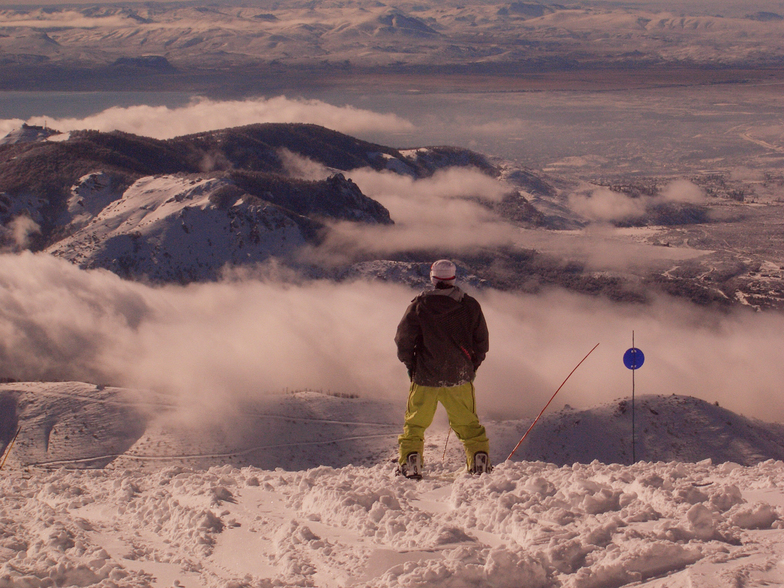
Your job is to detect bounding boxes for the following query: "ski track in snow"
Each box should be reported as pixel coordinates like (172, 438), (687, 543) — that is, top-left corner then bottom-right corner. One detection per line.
(3, 384), (784, 588)
(30, 432), (397, 469)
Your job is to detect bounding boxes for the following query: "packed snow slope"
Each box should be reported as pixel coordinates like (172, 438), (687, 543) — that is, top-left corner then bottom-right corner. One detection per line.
(3, 383), (784, 588)
(4, 384), (784, 471)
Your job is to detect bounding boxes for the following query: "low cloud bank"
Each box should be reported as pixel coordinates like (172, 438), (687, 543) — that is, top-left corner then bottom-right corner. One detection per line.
(1, 252), (783, 426)
(0, 96), (414, 141)
(279, 152), (520, 260)
(319, 167), (518, 260)
(569, 180), (706, 222)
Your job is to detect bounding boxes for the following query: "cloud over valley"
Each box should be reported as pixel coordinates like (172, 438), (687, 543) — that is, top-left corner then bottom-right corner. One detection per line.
(303, 165), (522, 261)
(1, 252), (783, 428)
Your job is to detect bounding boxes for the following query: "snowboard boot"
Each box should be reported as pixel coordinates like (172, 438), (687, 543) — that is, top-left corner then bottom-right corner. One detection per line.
(471, 451), (491, 475)
(397, 452), (422, 480)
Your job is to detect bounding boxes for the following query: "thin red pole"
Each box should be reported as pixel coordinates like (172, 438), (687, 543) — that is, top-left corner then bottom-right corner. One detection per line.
(507, 343), (600, 461)
(0, 426), (21, 471)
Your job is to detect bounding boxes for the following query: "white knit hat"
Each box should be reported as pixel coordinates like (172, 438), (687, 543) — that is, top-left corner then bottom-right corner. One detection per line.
(430, 259), (456, 285)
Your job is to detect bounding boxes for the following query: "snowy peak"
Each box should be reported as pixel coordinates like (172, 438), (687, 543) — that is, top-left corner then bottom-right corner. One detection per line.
(0, 122), (507, 283)
(3, 123), (452, 281)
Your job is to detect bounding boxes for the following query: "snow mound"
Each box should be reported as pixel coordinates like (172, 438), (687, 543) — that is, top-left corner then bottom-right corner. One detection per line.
(5, 385), (784, 473)
(504, 395), (784, 467)
(0, 384), (400, 471)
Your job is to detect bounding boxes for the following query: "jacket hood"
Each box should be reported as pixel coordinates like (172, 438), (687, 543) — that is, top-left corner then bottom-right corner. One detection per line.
(422, 285), (465, 302)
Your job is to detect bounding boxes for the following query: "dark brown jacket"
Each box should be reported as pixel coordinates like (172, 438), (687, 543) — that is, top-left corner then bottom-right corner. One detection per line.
(395, 286), (489, 387)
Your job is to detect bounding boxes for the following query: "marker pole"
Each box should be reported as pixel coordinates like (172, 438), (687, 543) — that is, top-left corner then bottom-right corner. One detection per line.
(623, 333), (644, 464)
(632, 331), (636, 463)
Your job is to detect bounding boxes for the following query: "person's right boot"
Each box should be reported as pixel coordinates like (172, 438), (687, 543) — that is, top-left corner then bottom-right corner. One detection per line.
(471, 451), (491, 475)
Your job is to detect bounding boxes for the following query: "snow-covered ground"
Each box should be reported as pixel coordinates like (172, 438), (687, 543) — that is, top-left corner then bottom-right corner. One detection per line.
(3, 383), (784, 588)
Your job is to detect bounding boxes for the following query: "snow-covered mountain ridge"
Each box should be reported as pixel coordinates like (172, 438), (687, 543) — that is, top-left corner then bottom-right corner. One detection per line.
(3, 383), (784, 588)
(0, 123), (61, 145)
(45, 174), (318, 283)
(0, 123), (507, 281)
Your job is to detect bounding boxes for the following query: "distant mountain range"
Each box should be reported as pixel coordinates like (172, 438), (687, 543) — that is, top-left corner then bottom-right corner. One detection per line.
(1, 0), (783, 93)
(1, 1), (782, 69)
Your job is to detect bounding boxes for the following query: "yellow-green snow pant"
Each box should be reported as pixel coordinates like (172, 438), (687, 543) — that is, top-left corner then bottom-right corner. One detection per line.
(398, 381), (490, 470)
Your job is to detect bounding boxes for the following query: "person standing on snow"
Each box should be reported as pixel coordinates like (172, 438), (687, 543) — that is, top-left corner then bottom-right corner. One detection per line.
(394, 259), (491, 479)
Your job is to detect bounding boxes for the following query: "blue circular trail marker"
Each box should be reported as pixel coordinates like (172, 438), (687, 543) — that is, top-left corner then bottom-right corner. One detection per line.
(623, 347), (645, 370)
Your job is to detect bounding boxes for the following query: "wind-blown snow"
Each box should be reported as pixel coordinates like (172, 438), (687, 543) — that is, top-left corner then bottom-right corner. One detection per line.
(2, 384), (784, 588)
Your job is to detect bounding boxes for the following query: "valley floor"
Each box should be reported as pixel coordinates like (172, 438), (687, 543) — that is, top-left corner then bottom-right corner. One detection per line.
(4, 63), (784, 96)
